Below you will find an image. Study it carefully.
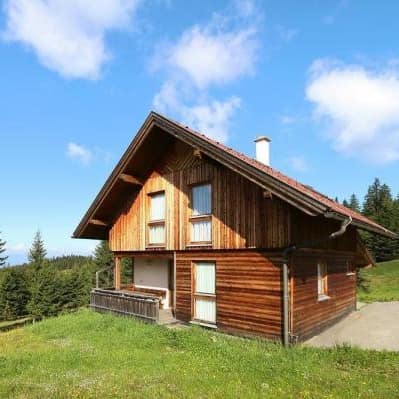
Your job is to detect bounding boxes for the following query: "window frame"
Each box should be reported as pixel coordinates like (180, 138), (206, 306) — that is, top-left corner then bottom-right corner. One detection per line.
(147, 191), (166, 247)
(317, 261), (329, 301)
(188, 183), (212, 245)
(192, 261), (216, 325)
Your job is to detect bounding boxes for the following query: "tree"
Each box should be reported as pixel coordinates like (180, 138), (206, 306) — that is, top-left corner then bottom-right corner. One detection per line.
(362, 178), (396, 261)
(28, 230), (47, 270)
(348, 194), (361, 212)
(0, 232), (7, 267)
(93, 241), (114, 287)
(342, 199), (349, 208)
(0, 268), (30, 320)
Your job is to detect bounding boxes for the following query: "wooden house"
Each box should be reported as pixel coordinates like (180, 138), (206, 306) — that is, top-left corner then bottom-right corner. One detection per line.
(73, 112), (396, 344)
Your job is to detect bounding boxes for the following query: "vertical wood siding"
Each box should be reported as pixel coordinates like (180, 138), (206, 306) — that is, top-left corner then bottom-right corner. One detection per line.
(109, 140), (291, 252)
(291, 251), (357, 340)
(175, 250), (283, 339)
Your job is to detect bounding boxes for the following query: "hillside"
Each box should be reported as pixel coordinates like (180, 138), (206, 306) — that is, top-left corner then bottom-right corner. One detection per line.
(0, 310), (398, 398)
(358, 259), (399, 303)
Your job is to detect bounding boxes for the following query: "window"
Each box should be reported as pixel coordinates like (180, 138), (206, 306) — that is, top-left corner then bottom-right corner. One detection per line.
(193, 262), (216, 324)
(317, 262), (328, 299)
(190, 184), (212, 243)
(148, 192), (165, 245)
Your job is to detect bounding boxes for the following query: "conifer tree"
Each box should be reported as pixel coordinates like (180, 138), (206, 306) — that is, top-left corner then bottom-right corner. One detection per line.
(362, 178), (396, 261)
(0, 232), (7, 267)
(342, 199), (349, 208)
(93, 241), (114, 287)
(0, 268), (30, 320)
(28, 230), (47, 270)
(348, 194), (361, 212)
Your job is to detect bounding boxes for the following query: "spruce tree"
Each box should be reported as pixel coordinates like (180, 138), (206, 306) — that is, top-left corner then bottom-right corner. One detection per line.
(342, 199), (349, 208)
(362, 178), (396, 261)
(348, 194), (361, 212)
(0, 268), (30, 320)
(0, 233), (7, 267)
(93, 241), (114, 287)
(28, 230), (47, 270)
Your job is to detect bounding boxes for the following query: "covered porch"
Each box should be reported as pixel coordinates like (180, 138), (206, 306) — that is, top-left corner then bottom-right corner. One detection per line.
(90, 253), (175, 324)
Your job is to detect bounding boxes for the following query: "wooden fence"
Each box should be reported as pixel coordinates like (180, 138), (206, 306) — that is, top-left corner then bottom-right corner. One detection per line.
(90, 289), (160, 322)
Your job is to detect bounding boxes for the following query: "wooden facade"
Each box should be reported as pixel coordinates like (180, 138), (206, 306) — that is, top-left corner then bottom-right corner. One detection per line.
(76, 113), (394, 343)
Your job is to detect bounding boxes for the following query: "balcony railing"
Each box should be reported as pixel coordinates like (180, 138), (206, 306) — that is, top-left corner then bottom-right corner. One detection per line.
(90, 289), (160, 322)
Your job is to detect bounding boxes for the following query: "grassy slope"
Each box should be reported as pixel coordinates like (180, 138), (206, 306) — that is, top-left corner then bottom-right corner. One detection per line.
(358, 259), (399, 303)
(0, 310), (398, 399)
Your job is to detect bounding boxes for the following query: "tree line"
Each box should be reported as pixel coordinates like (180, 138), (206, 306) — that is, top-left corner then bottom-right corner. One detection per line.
(0, 232), (115, 322)
(341, 178), (399, 262)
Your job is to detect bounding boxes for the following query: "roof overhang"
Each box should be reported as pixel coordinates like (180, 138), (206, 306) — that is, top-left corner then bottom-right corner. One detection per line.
(73, 111), (398, 240)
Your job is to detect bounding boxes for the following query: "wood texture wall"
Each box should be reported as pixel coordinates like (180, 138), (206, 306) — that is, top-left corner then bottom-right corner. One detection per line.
(109, 140), (291, 252)
(175, 250), (283, 339)
(291, 250), (357, 340)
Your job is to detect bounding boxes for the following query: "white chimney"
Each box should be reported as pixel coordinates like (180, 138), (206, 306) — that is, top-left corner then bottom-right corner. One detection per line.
(254, 136), (271, 166)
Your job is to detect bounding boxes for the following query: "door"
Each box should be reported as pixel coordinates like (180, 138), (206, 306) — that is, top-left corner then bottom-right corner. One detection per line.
(193, 262), (216, 324)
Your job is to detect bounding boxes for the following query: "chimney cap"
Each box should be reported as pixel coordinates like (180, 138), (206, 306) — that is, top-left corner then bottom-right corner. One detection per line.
(254, 136), (271, 143)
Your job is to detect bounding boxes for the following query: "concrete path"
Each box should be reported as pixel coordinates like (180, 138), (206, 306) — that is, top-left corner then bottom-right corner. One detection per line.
(305, 302), (399, 351)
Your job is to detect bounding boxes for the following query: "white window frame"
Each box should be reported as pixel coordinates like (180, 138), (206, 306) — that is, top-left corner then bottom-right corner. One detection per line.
(193, 262), (216, 324)
(189, 183), (212, 244)
(148, 191), (166, 246)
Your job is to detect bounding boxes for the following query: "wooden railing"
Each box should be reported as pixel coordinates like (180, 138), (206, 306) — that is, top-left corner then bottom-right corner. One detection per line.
(90, 289), (160, 322)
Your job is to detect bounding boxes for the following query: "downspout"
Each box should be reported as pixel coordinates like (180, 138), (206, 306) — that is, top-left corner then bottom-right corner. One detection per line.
(281, 214), (352, 347)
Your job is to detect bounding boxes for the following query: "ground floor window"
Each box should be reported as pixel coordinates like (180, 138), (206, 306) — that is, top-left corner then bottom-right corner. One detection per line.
(193, 262), (216, 324)
(317, 262), (328, 300)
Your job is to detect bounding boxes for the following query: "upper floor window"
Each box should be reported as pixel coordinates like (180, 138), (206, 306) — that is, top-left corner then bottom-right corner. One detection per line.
(148, 191), (165, 245)
(190, 184), (212, 243)
(317, 262), (328, 300)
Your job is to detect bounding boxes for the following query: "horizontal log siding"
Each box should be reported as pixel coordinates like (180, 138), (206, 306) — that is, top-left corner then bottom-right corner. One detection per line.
(109, 140), (290, 252)
(292, 251), (356, 340)
(176, 250), (283, 339)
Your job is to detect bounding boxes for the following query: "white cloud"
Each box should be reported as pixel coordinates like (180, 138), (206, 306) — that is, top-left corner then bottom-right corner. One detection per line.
(2, 0), (140, 79)
(287, 156), (309, 173)
(306, 59), (399, 164)
(6, 242), (27, 254)
(154, 23), (258, 90)
(280, 115), (298, 125)
(154, 80), (241, 142)
(152, 0), (260, 143)
(66, 142), (93, 165)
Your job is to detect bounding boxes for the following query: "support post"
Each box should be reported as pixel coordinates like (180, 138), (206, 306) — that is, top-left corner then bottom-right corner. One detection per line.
(114, 256), (121, 290)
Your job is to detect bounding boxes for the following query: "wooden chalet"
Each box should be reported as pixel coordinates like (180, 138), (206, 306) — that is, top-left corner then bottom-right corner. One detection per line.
(73, 111), (396, 344)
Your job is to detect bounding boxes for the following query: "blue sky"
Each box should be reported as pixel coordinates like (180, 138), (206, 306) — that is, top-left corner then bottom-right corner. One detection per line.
(1, 0), (399, 265)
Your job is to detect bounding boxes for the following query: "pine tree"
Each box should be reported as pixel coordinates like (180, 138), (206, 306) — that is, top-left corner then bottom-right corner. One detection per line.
(93, 241), (114, 287)
(0, 232), (7, 267)
(0, 268), (30, 320)
(342, 199), (349, 208)
(348, 194), (361, 212)
(28, 230), (47, 270)
(362, 178), (396, 261)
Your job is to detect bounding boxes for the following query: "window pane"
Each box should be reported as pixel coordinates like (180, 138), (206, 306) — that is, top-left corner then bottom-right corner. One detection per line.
(192, 184), (211, 215)
(195, 298), (216, 323)
(191, 219), (211, 242)
(149, 224), (165, 244)
(317, 263), (327, 295)
(150, 192), (165, 221)
(195, 263), (215, 294)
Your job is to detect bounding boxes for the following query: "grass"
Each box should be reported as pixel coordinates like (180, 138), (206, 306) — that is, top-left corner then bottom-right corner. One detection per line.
(358, 259), (399, 303)
(0, 310), (398, 398)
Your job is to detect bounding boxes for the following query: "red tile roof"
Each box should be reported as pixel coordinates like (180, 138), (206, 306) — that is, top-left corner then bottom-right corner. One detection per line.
(170, 117), (395, 237)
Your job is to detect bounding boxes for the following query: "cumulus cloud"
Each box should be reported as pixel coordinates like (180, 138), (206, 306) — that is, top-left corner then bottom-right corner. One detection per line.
(152, 0), (259, 143)
(306, 59), (399, 164)
(2, 0), (140, 79)
(154, 80), (241, 142)
(156, 24), (258, 89)
(66, 142), (93, 165)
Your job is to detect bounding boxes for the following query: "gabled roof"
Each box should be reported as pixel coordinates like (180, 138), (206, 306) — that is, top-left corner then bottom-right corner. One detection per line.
(73, 111), (397, 240)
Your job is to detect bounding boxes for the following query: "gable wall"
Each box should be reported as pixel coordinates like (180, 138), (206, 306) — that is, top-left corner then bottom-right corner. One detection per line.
(109, 140), (291, 252)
